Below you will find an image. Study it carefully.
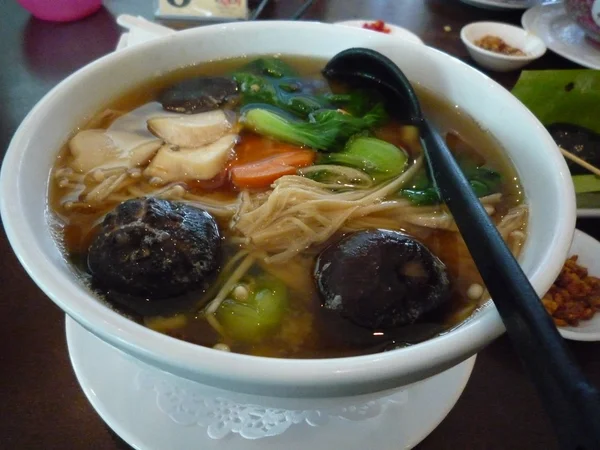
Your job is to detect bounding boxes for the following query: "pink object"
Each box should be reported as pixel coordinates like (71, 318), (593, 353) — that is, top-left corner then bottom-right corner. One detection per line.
(17, 0), (102, 22)
(565, 0), (600, 44)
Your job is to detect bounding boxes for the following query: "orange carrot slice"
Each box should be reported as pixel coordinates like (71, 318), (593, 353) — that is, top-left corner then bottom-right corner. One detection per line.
(231, 149), (316, 189)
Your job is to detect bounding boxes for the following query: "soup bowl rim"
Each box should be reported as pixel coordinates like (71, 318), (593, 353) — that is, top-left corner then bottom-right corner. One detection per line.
(0, 20), (576, 397)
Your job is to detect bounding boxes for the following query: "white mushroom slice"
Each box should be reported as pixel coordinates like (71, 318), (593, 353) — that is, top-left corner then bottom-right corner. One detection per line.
(69, 129), (162, 173)
(108, 102), (179, 135)
(144, 134), (237, 183)
(147, 110), (233, 148)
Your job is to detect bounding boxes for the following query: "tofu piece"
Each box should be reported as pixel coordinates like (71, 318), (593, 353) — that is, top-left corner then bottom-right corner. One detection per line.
(144, 134), (237, 183)
(69, 129), (162, 173)
(147, 110), (234, 148)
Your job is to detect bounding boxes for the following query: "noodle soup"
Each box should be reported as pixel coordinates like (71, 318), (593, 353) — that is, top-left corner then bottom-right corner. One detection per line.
(49, 56), (526, 358)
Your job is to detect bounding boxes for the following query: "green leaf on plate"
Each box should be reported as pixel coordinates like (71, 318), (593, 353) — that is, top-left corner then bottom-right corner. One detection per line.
(573, 175), (600, 194)
(511, 70), (600, 135)
(512, 70), (600, 208)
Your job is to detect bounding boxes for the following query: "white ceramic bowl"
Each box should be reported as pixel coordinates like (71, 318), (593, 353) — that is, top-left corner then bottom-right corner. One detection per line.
(460, 21), (547, 72)
(0, 21), (575, 400)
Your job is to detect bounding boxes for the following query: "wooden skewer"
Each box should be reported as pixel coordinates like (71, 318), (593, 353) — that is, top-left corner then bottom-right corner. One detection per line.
(559, 146), (600, 178)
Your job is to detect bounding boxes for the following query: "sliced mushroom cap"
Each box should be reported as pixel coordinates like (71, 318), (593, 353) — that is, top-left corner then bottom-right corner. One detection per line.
(69, 129), (162, 173)
(147, 110), (235, 148)
(108, 102), (180, 135)
(144, 134), (238, 184)
(159, 76), (238, 114)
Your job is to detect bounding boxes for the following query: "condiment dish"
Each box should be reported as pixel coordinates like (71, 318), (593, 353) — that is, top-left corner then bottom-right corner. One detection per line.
(558, 229), (600, 341)
(460, 21), (547, 72)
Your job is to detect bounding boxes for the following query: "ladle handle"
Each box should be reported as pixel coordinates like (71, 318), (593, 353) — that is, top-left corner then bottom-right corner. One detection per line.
(420, 120), (600, 450)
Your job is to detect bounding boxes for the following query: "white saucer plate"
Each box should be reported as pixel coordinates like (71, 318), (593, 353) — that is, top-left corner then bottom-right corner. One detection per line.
(522, 3), (600, 69)
(334, 20), (424, 45)
(460, 0), (536, 11)
(66, 316), (476, 450)
(558, 229), (600, 341)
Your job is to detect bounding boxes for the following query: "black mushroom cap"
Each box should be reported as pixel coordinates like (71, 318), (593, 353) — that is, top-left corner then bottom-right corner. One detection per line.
(159, 76), (239, 114)
(314, 229), (451, 330)
(87, 198), (221, 306)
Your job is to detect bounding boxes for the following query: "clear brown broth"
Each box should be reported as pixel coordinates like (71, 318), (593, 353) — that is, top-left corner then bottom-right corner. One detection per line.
(48, 56), (526, 358)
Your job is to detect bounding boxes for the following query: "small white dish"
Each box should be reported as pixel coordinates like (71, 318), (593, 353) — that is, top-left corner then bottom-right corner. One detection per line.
(334, 20), (424, 45)
(460, 21), (547, 72)
(522, 3), (600, 70)
(459, 0), (536, 11)
(66, 315), (476, 449)
(557, 229), (600, 341)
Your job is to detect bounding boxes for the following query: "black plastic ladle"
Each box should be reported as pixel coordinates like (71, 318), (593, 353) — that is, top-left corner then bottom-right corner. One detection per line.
(323, 48), (600, 450)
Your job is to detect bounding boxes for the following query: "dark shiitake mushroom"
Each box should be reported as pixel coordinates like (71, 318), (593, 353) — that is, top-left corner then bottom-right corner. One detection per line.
(87, 198), (221, 314)
(314, 229), (450, 329)
(159, 77), (238, 114)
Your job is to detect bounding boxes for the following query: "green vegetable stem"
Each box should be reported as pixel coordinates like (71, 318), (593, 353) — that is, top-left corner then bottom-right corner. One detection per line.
(319, 136), (409, 181)
(241, 104), (388, 151)
(216, 274), (288, 342)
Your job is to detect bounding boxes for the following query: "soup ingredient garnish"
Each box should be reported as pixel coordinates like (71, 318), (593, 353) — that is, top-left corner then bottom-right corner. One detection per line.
(232, 158), (425, 263)
(159, 76), (238, 114)
(232, 57), (339, 119)
(318, 136), (408, 182)
(231, 149), (316, 189)
(233, 72), (330, 118)
(474, 35), (526, 56)
(542, 255), (600, 327)
(402, 161), (501, 205)
(213, 343), (231, 352)
(233, 57), (383, 120)
(401, 134), (502, 205)
(314, 229), (450, 329)
(299, 164), (373, 187)
(241, 104), (387, 151)
(234, 70), (380, 120)
(87, 198), (221, 312)
(145, 313), (188, 333)
(240, 57), (299, 79)
(362, 20), (391, 34)
(69, 130), (162, 173)
(325, 90), (385, 117)
(144, 134), (238, 183)
(215, 275), (288, 342)
(147, 109), (234, 148)
(467, 283), (484, 301)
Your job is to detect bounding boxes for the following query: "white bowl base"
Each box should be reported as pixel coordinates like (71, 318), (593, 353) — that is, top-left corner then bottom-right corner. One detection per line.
(66, 316), (476, 450)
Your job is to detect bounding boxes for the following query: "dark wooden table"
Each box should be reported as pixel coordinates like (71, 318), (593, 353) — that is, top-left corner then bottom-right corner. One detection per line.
(1, 1), (598, 449)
